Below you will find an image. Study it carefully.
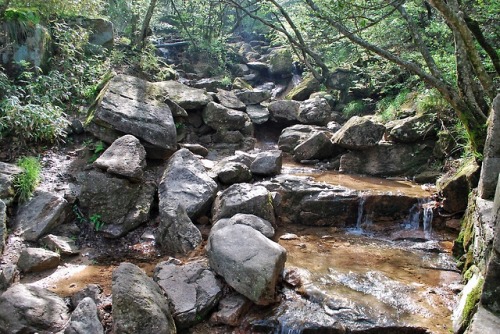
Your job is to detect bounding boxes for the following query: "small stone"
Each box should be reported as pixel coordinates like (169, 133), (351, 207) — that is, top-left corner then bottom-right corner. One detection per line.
(280, 233), (299, 240)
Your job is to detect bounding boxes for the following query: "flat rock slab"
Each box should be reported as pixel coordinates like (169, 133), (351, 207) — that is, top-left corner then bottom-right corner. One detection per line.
(17, 247), (60, 273)
(154, 259), (222, 328)
(207, 224), (286, 305)
(13, 191), (71, 241)
(40, 234), (79, 255)
(216, 89), (246, 111)
(94, 134), (146, 181)
(333, 116), (386, 149)
(0, 284), (69, 333)
(112, 262), (176, 334)
(153, 80), (213, 110)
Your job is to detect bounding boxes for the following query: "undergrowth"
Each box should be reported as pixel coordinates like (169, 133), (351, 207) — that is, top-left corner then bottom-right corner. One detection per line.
(14, 156), (42, 203)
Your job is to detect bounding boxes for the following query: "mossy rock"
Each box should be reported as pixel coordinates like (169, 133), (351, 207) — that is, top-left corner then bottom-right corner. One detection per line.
(285, 74), (320, 101)
(269, 48), (293, 77)
(232, 77), (253, 90)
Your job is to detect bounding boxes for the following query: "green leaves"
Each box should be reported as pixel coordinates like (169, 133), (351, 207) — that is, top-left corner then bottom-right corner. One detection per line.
(14, 156), (41, 203)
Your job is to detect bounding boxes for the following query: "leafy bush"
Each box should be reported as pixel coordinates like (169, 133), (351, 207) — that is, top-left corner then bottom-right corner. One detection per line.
(9, 0), (104, 18)
(343, 100), (366, 118)
(376, 89), (411, 122)
(0, 97), (69, 143)
(14, 156), (42, 203)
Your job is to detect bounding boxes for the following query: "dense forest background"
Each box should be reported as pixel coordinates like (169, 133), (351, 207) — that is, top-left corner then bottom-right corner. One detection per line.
(0, 0), (498, 159)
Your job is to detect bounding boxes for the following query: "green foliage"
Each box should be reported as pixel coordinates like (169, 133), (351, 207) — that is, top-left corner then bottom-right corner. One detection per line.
(89, 213), (104, 231)
(376, 89), (411, 122)
(138, 43), (176, 81)
(0, 96), (69, 143)
(85, 140), (107, 163)
(2, 8), (41, 43)
(9, 0), (104, 19)
(13, 156), (41, 203)
(415, 89), (450, 115)
(343, 100), (366, 118)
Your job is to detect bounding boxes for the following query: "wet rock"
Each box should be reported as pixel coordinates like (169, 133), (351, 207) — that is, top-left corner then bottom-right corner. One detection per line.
(89, 75), (177, 158)
(293, 131), (340, 162)
(465, 305), (500, 334)
(203, 102), (251, 132)
(246, 104), (269, 124)
(212, 183), (276, 225)
(215, 162), (252, 185)
(155, 204), (202, 255)
(437, 160), (480, 213)
(17, 247), (60, 273)
(112, 262), (176, 334)
(179, 143), (209, 157)
(269, 48), (293, 78)
(94, 135), (146, 181)
(158, 148), (218, 219)
(13, 191), (71, 241)
(154, 259), (222, 329)
(210, 293), (252, 326)
(333, 116), (386, 149)
(77, 170), (155, 238)
(285, 74), (320, 101)
(65, 297), (103, 334)
(283, 267), (306, 287)
(298, 97), (336, 125)
(236, 90), (272, 105)
(268, 100), (300, 122)
(71, 284), (103, 308)
(278, 124), (328, 153)
(0, 162), (23, 206)
(280, 233), (299, 240)
(212, 213), (275, 238)
(339, 142), (434, 177)
(251, 150), (283, 176)
(453, 271), (483, 333)
(387, 114), (437, 143)
(207, 224), (286, 305)
(0, 284), (69, 333)
(0, 200), (5, 254)
(215, 89), (246, 111)
(0, 264), (18, 293)
(153, 79), (213, 110)
(40, 234), (79, 255)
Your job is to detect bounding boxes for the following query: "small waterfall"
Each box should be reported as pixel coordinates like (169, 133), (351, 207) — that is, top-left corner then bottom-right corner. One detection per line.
(403, 198), (435, 236)
(291, 63), (302, 87)
(422, 202), (434, 234)
(356, 195), (367, 230)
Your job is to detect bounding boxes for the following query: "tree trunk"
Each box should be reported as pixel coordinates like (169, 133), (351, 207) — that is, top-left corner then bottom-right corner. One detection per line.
(136, 0), (158, 50)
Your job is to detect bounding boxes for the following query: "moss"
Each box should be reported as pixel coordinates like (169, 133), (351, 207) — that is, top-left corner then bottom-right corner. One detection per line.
(285, 73), (320, 101)
(462, 277), (484, 327)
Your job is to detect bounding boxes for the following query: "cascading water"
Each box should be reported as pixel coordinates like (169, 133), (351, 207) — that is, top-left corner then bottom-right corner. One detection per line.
(403, 198), (435, 236)
(291, 63), (302, 87)
(422, 202), (434, 235)
(356, 194), (367, 230)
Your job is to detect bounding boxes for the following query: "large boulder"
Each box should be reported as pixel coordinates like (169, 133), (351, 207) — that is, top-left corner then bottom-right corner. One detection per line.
(298, 97), (336, 125)
(215, 89), (246, 111)
(207, 224), (286, 305)
(0, 162), (23, 205)
(278, 124), (327, 153)
(77, 170), (155, 238)
(89, 75), (177, 158)
(154, 260), (222, 328)
(0, 200), (5, 255)
(40, 234), (79, 255)
(94, 135), (146, 181)
(268, 100), (300, 123)
(214, 162), (253, 185)
(212, 213), (275, 238)
(212, 183), (276, 225)
(64, 297), (103, 334)
(112, 262), (176, 334)
(73, 17), (114, 48)
(251, 150), (283, 176)
(1, 24), (51, 70)
(293, 131), (340, 162)
(246, 104), (269, 124)
(269, 49), (293, 78)
(0, 284), (69, 333)
(158, 149), (217, 219)
(339, 142), (434, 177)
(155, 204), (202, 255)
(153, 80), (213, 110)
(17, 247), (60, 273)
(386, 113), (437, 143)
(13, 191), (71, 241)
(285, 74), (320, 101)
(236, 90), (272, 105)
(333, 116), (386, 149)
(203, 102), (251, 132)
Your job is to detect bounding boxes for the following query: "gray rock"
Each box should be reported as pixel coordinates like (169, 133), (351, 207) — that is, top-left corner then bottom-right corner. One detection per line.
(179, 143), (209, 157)
(339, 142), (434, 177)
(203, 102), (251, 132)
(278, 124), (328, 153)
(65, 297), (103, 334)
(0, 264), (18, 293)
(465, 305), (500, 334)
(192, 78), (227, 92)
(40, 234), (79, 255)
(0, 200), (5, 254)
(154, 259), (222, 329)
(90, 75), (177, 157)
(0, 284), (69, 333)
(216, 162), (253, 185)
(13, 191), (71, 241)
(207, 224), (286, 305)
(285, 74), (320, 101)
(246, 104), (270, 124)
(212, 183), (275, 225)
(215, 89), (246, 111)
(112, 263), (176, 334)
(71, 284), (103, 309)
(293, 131), (339, 162)
(17, 247), (60, 273)
(0, 162), (23, 205)
(76, 17), (114, 48)
(158, 148), (218, 219)
(210, 293), (251, 326)
(212, 213), (275, 238)
(246, 61), (269, 72)
(236, 90), (272, 105)
(268, 100), (300, 122)
(387, 114), (437, 143)
(77, 170), (155, 238)
(269, 49), (293, 77)
(153, 80), (213, 110)
(333, 116), (386, 149)
(298, 97), (336, 125)
(94, 135), (146, 181)
(251, 150), (283, 176)
(2, 24), (51, 69)
(155, 204), (202, 255)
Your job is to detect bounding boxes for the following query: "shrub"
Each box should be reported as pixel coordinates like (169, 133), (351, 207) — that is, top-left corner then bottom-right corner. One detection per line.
(343, 100), (366, 118)
(14, 156), (42, 203)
